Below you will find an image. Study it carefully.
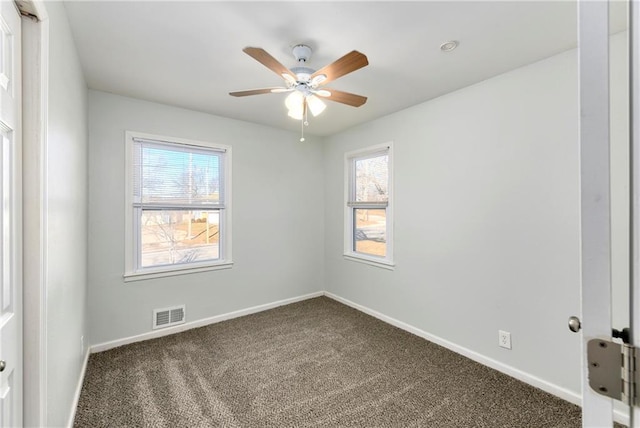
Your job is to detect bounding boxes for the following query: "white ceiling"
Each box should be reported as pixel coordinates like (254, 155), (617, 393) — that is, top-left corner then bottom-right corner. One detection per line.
(63, 1), (627, 137)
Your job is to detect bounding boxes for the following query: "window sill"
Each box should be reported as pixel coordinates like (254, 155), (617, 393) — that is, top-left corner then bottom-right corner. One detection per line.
(124, 261), (233, 282)
(343, 254), (395, 271)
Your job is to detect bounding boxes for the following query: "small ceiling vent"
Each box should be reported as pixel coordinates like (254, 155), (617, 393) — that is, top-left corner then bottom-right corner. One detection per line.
(153, 305), (185, 329)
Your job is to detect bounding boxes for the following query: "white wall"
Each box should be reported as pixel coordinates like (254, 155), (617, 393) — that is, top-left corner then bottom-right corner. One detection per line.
(43, 2), (88, 427)
(87, 91), (325, 345)
(323, 35), (628, 398)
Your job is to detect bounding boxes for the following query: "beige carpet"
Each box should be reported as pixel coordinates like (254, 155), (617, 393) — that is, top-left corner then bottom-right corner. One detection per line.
(74, 297), (598, 427)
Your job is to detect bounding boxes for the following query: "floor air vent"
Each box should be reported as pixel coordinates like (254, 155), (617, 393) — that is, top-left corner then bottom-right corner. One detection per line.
(153, 305), (186, 329)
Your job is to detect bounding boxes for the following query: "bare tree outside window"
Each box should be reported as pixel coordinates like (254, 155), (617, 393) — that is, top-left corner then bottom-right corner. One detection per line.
(353, 154), (388, 257)
(140, 210), (220, 268)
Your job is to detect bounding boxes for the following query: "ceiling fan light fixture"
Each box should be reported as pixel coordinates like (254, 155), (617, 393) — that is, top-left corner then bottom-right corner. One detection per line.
(285, 91), (305, 120)
(315, 89), (331, 97)
(285, 90), (304, 111)
(306, 95), (326, 117)
(288, 108), (304, 120)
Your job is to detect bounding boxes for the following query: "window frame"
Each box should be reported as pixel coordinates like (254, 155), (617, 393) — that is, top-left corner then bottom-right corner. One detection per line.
(124, 131), (233, 281)
(344, 142), (394, 270)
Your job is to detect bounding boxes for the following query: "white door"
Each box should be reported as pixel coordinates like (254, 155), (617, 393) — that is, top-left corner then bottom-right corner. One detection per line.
(578, 0), (639, 427)
(0, 1), (21, 426)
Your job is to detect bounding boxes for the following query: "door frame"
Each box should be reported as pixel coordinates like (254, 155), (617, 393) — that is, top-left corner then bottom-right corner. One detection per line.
(1, 1), (24, 425)
(579, 0), (640, 426)
(631, 0), (640, 425)
(20, 0), (48, 426)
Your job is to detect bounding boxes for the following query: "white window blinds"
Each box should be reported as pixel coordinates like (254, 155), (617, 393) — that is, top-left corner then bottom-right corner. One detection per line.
(133, 138), (225, 208)
(348, 150), (389, 208)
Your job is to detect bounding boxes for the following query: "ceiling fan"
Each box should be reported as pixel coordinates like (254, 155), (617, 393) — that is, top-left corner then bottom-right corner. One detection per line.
(229, 44), (369, 126)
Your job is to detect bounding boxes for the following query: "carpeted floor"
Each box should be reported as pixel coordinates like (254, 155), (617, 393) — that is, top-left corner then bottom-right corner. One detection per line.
(74, 297), (604, 427)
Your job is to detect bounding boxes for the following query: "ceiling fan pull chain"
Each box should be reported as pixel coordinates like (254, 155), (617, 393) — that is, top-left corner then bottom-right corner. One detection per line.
(300, 108), (305, 142)
(304, 100), (309, 126)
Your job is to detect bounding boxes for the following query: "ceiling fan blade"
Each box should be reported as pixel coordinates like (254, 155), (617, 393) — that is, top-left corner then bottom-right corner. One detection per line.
(229, 88), (287, 97)
(243, 47), (297, 82)
(316, 89), (367, 107)
(310, 51), (369, 85)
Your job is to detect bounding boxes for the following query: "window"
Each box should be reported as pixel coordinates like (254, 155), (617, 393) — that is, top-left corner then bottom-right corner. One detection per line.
(125, 132), (232, 281)
(344, 143), (393, 269)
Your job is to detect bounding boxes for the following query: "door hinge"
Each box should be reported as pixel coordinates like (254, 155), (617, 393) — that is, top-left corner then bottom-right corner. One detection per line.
(587, 338), (638, 406)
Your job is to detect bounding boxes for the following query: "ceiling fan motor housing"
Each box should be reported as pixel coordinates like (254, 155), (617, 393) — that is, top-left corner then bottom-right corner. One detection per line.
(290, 66), (315, 83)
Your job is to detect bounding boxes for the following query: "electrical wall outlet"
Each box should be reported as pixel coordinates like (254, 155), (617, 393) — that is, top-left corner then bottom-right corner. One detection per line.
(498, 330), (512, 349)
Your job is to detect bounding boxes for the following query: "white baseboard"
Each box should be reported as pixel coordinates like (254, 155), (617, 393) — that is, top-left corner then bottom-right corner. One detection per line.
(66, 347), (91, 428)
(324, 293), (583, 402)
(90, 291), (324, 353)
